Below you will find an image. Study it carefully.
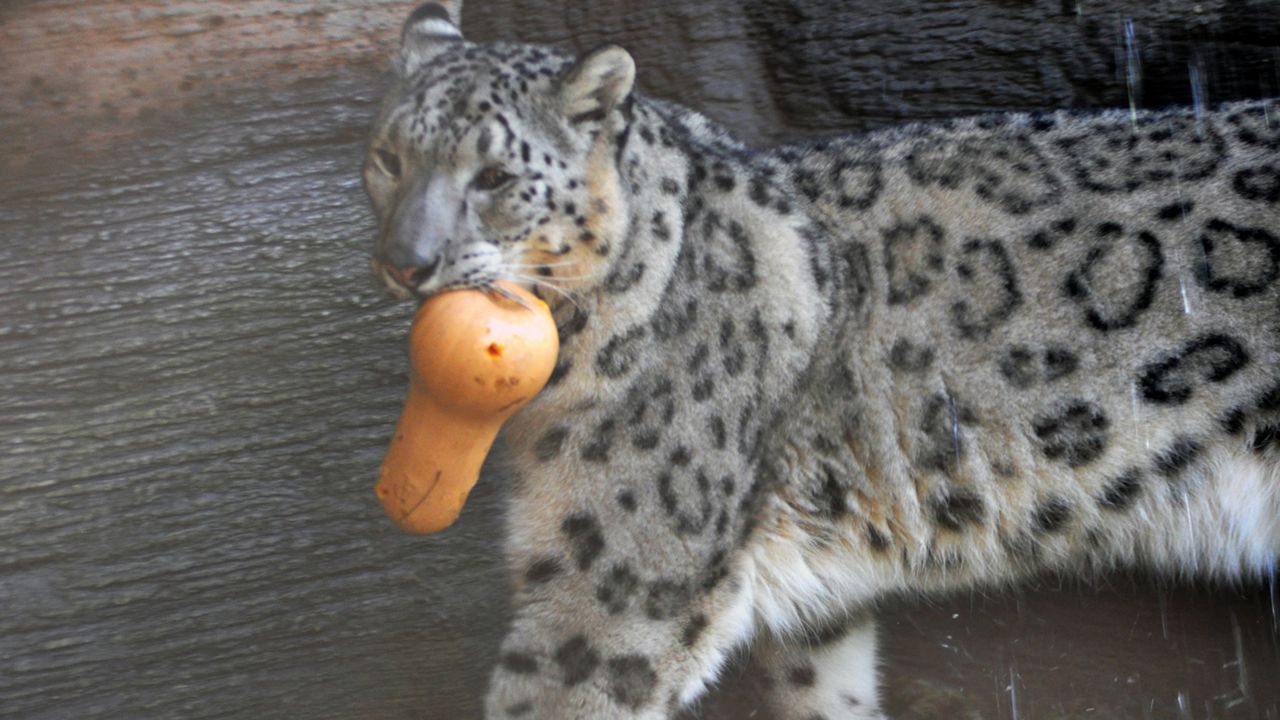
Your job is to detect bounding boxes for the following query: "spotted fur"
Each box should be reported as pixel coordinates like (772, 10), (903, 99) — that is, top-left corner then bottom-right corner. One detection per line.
(363, 5), (1280, 718)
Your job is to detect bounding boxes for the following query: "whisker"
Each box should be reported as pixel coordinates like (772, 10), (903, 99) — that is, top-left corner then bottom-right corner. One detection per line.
(536, 273), (597, 282)
(517, 283), (580, 312)
(506, 260), (582, 270)
(502, 272), (584, 290)
(484, 282), (532, 309)
(499, 272), (584, 311)
(506, 268), (597, 281)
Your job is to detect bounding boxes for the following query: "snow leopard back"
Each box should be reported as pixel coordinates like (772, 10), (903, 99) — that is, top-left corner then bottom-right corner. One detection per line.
(755, 102), (1280, 614)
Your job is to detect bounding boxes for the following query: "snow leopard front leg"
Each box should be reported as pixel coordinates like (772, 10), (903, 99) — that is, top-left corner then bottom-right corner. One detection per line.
(484, 564), (756, 719)
(755, 616), (886, 720)
(483, 457), (762, 719)
(484, 308), (792, 720)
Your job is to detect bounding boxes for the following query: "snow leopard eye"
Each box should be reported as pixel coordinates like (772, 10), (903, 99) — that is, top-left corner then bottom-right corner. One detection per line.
(372, 148), (401, 179)
(473, 165), (515, 191)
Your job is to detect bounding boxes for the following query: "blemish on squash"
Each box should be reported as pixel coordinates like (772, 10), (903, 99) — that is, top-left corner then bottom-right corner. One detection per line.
(496, 396), (530, 413)
(487, 342), (504, 359)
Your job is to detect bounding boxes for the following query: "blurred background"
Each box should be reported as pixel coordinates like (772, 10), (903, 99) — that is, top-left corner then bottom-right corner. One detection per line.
(2, 1), (1278, 718)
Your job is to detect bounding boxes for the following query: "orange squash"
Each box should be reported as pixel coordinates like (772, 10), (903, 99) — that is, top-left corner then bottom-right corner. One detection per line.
(376, 281), (559, 534)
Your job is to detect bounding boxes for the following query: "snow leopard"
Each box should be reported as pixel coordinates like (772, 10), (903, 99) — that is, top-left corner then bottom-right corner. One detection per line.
(362, 4), (1280, 718)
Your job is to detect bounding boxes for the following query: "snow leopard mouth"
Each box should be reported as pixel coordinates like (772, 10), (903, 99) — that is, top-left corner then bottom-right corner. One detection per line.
(373, 256), (511, 305)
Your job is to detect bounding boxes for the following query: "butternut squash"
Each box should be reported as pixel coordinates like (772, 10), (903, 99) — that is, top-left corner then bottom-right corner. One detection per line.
(376, 281), (559, 534)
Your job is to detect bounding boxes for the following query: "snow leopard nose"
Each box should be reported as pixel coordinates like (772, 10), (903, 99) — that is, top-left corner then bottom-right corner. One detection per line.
(382, 172), (456, 286)
(385, 257), (441, 289)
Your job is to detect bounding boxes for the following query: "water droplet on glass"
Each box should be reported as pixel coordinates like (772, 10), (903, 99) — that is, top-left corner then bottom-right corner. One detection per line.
(1227, 611), (1249, 707)
(1158, 586), (1170, 640)
(1007, 666), (1021, 720)
(1189, 51), (1207, 139)
(1124, 19), (1143, 126)
(945, 391), (962, 466)
(1182, 489), (1196, 552)
(1266, 556), (1278, 634)
(1131, 382), (1151, 449)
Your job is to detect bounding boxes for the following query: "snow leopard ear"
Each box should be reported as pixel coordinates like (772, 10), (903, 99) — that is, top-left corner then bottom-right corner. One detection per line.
(398, 2), (463, 76)
(558, 45), (636, 124)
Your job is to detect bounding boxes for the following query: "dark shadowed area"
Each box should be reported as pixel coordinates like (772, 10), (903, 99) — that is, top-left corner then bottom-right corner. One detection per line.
(2, 1), (1278, 719)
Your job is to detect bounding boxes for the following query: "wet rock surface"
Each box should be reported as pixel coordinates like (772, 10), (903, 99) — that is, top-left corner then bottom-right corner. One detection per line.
(2, 2), (1277, 718)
